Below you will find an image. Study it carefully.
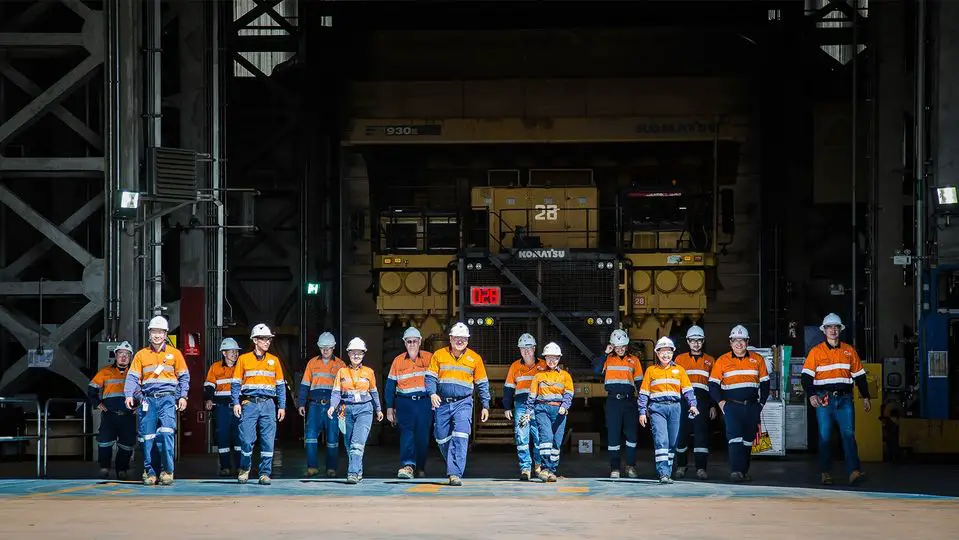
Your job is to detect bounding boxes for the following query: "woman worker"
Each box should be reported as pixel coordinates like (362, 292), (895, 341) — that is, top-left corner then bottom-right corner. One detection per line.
(523, 342), (574, 482)
(328, 337), (384, 484)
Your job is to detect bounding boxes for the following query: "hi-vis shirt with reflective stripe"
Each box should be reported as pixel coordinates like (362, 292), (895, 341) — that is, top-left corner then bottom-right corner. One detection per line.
(124, 346), (190, 399)
(638, 363), (696, 415)
(674, 352), (715, 393)
(89, 365), (128, 411)
(330, 365), (382, 413)
(231, 352), (286, 410)
(801, 341), (870, 398)
(425, 347), (491, 409)
(384, 351), (432, 408)
(298, 356), (345, 404)
(526, 368), (574, 410)
(708, 352), (770, 405)
(503, 358), (547, 409)
(204, 361), (237, 401)
(594, 354), (643, 395)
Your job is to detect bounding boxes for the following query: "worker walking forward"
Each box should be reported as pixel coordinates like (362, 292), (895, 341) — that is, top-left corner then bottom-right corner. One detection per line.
(89, 340), (137, 479)
(503, 333), (546, 481)
(328, 337), (383, 484)
(709, 325), (770, 483)
(639, 337), (698, 484)
(232, 324), (287, 485)
(673, 325), (716, 479)
(204, 338), (242, 475)
(123, 316), (190, 486)
(524, 342), (574, 482)
(385, 327), (433, 479)
(593, 329), (643, 478)
(298, 332), (345, 477)
(803, 313), (871, 486)
(426, 322), (490, 486)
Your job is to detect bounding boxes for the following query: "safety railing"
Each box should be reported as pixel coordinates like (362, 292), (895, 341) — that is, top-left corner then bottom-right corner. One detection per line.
(43, 398), (93, 477)
(0, 397), (42, 478)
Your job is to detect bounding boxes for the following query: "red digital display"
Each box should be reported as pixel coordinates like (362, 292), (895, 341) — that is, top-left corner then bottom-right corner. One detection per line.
(470, 286), (501, 306)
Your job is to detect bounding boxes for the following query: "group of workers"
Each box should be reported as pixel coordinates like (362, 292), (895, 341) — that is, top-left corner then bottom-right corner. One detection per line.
(87, 311), (870, 486)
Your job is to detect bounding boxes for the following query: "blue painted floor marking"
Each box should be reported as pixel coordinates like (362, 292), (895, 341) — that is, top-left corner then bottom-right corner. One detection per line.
(1, 478), (955, 500)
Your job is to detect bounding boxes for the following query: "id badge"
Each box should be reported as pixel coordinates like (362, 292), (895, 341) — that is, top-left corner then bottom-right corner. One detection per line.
(153, 364), (164, 376)
(141, 401), (149, 412)
(353, 391), (361, 402)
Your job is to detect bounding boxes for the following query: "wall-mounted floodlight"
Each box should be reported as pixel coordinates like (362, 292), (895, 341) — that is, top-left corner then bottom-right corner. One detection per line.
(936, 186), (958, 206)
(114, 189), (140, 220)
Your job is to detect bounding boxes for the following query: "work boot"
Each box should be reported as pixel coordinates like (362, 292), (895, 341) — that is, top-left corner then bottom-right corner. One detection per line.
(821, 472), (834, 485)
(519, 470), (531, 481)
(143, 473), (157, 486)
(625, 466), (638, 479)
(609, 470), (621, 479)
(158, 472), (174, 486)
(533, 464), (541, 476)
(546, 472), (557, 483)
(696, 469), (708, 480)
(218, 468), (232, 477)
(415, 469), (426, 478)
(849, 470), (865, 485)
(673, 467), (686, 479)
(99, 468), (110, 479)
(730, 472), (744, 483)
(116, 470), (128, 481)
(537, 470), (551, 482)
(304, 467), (320, 478)
(659, 476), (674, 484)
(743, 473), (753, 482)
(326, 469), (337, 478)
(237, 469), (250, 484)
(346, 475), (358, 484)
(259, 475), (271, 485)
(448, 475), (462, 486)
(397, 466), (414, 480)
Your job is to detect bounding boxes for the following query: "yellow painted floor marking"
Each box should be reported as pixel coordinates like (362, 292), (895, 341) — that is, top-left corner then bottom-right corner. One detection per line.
(557, 486), (589, 493)
(406, 484), (443, 493)
(23, 483), (111, 498)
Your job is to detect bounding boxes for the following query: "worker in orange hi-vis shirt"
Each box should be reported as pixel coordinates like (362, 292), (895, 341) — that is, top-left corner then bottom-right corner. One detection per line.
(89, 340), (137, 480)
(327, 337), (383, 484)
(204, 338), (242, 476)
(503, 332), (547, 481)
(384, 326), (433, 480)
(522, 342), (574, 483)
(802, 313), (871, 486)
(298, 332), (345, 478)
(673, 325), (717, 480)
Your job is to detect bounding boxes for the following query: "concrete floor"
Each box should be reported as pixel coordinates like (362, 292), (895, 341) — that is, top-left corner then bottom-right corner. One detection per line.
(1, 447), (957, 539)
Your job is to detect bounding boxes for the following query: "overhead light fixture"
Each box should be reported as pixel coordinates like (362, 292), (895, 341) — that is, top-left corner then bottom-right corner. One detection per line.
(114, 189), (140, 220)
(936, 186), (958, 206)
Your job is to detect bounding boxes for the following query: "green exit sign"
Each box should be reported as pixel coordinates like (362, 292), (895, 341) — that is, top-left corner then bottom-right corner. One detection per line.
(306, 282), (321, 295)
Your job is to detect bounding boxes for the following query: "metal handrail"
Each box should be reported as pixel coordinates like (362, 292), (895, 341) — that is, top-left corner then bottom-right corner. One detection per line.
(43, 398), (93, 477)
(0, 396), (42, 478)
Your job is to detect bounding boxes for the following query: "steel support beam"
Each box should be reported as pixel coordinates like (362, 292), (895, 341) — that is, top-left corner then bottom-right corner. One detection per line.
(0, 157), (104, 172)
(0, 33), (84, 47)
(0, 184), (95, 267)
(0, 281), (84, 296)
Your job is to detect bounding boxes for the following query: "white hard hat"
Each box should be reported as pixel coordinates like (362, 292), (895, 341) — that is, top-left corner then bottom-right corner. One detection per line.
(542, 342), (562, 357)
(449, 322), (470, 338)
(317, 332), (336, 348)
(686, 325), (705, 340)
(219, 338), (240, 351)
(820, 313), (845, 333)
(403, 327), (422, 341)
(517, 333), (536, 348)
(610, 329), (630, 347)
(250, 323), (274, 339)
(654, 336), (676, 351)
(729, 325), (750, 340)
(115, 341), (134, 354)
(347, 337), (367, 352)
(147, 316), (169, 332)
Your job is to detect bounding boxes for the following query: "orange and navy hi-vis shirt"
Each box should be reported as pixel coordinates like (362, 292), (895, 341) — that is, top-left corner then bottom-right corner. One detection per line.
(525, 367), (574, 410)
(503, 358), (547, 409)
(123, 345), (190, 400)
(801, 341), (870, 398)
(298, 355), (346, 405)
(637, 363), (696, 415)
(231, 351), (286, 409)
(329, 365), (382, 413)
(425, 347), (491, 409)
(204, 361), (237, 403)
(384, 351), (433, 408)
(708, 351), (770, 405)
(593, 354), (643, 396)
(675, 352), (715, 397)
(89, 365), (128, 411)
